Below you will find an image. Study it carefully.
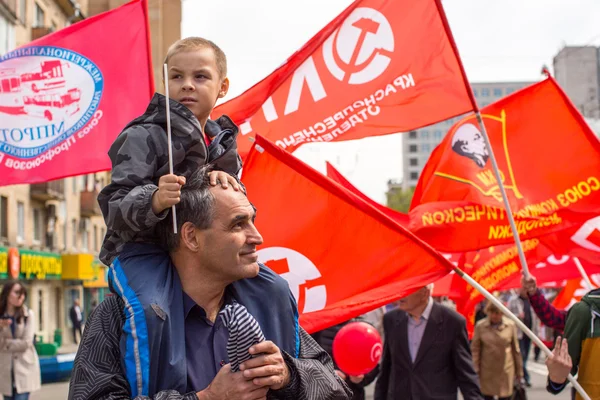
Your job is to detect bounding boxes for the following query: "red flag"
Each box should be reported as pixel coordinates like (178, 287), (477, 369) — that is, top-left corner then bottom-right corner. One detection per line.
(214, 0), (473, 158)
(552, 274), (600, 311)
(410, 78), (600, 252)
(326, 161), (409, 226)
(242, 136), (453, 332)
(0, 0), (153, 186)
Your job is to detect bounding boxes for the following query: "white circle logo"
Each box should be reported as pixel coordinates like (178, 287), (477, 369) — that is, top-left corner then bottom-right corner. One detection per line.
(323, 7), (394, 85)
(257, 247), (327, 313)
(0, 46), (103, 159)
(371, 342), (383, 362)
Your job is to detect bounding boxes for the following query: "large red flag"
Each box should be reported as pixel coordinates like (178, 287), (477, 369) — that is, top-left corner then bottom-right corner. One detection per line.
(242, 135), (453, 332)
(326, 161), (409, 226)
(410, 78), (600, 252)
(0, 0), (153, 186)
(214, 0), (473, 158)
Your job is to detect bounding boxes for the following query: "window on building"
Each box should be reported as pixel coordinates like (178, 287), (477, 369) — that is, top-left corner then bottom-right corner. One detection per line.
(409, 158), (418, 167)
(34, 3), (44, 27)
(17, 201), (24, 242)
(481, 88), (490, 97)
(410, 172), (419, 180)
(434, 130), (443, 140)
(19, 0), (26, 23)
(472, 88), (479, 97)
(0, 14), (16, 56)
(0, 196), (7, 240)
(93, 225), (98, 252)
(82, 230), (88, 251)
(82, 175), (89, 192)
(62, 223), (67, 251)
(33, 208), (42, 242)
(420, 130), (429, 139)
(493, 88), (503, 97)
(506, 87), (515, 95)
(81, 219), (89, 251)
(408, 131), (417, 139)
(72, 219), (77, 249)
(409, 144), (418, 153)
(421, 143), (431, 153)
(72, 177), (77, 194)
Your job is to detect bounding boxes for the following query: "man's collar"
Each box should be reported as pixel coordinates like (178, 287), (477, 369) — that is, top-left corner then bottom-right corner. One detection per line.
(422, 297), (434, 320)
(183, 286), (235, 319)
(408, 297), (434, 321)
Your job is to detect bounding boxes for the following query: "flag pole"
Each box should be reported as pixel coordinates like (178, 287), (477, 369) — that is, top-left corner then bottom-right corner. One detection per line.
(573, 257), (594, 290)
(163, 63), (177, 234)
(473, 113), (531, 277)
(434, 0), (531, 277)
(454, 267), (592, 400)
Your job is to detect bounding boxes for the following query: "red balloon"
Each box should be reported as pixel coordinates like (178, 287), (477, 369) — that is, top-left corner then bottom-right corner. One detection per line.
(332, 321), (383, 376)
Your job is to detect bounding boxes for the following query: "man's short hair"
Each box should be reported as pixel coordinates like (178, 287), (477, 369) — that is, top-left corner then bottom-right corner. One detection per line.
(156, 165), (216, 252)
(164, 37), (228, 80)
(484, 300), (501, 315)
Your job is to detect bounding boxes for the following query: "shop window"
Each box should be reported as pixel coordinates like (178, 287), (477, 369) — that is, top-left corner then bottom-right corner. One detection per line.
(17, 201), (24, 242)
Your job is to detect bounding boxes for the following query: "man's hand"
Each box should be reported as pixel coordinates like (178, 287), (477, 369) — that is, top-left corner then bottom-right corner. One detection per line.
(151, 174), (186, 214)
(335, 370), (346, 380)
(209, 171), (240, 191)
(198, 364), (268, 400)
(546, 336), (572, 384)
(239, 341), (290, 390)
(521, 275), (537, 297)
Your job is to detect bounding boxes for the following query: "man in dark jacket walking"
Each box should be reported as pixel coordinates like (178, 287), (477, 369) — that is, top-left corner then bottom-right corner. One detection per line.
(375, 284), (483, 400)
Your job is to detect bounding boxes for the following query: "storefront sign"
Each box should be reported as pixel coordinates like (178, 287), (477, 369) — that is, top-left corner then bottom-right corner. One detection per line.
(0, 247), (7, 279)
(19, 249), (62, 280)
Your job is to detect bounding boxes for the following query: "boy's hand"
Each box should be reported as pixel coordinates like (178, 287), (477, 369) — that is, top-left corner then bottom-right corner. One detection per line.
(152, 174), (186, 215)
(209, 171), (240, 191)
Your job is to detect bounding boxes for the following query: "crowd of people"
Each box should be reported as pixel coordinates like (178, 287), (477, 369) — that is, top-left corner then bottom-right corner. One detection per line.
(1, 35), (598, 400)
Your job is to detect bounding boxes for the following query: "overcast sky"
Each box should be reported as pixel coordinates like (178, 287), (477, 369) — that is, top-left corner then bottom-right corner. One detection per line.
(182, 0), (600, 203)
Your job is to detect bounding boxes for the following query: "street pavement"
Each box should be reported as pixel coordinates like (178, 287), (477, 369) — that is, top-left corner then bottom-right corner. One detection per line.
(34, 357), (572, 400)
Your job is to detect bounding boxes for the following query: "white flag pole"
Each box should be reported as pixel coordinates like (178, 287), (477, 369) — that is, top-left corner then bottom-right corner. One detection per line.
(473, 112), (531, 278)
(454, 266), (592, 400)
(163, 63), (177, 234)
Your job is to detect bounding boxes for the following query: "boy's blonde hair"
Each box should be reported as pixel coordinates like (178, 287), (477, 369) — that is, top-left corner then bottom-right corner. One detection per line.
(164, 37), (227, 80)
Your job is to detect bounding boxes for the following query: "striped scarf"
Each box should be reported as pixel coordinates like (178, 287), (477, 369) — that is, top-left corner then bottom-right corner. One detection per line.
(220, 302), (265, 372)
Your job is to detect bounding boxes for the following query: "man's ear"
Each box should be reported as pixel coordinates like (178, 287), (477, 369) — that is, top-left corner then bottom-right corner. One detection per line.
(180, 222), (200, 252)
(218, 77), (230, 99)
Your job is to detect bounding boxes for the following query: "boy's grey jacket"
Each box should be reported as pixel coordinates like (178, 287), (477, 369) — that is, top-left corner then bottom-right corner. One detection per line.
(97, 93), (242, 265)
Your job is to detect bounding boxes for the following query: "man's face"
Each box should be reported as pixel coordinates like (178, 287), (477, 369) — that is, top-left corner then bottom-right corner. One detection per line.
(167, 48), (228, 124)
(488, 310), (503, 324)
(464, 130), (488, 158)
(397, 287), (428, 314)
(195, 187), (263, 283)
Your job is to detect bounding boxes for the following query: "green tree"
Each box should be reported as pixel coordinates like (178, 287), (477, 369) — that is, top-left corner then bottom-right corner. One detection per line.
(386, 186), (415, 213)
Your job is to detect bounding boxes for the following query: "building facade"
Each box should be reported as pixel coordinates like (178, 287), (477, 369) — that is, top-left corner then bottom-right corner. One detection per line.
(400, 81), (533, 189)
(0, 0), (181, 349)
(553, 46), (600, 119)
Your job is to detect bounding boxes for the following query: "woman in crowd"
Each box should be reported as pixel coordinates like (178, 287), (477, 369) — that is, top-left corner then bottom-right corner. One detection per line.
(0, 281), (41, 400)
(471, 301), (524, 400)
